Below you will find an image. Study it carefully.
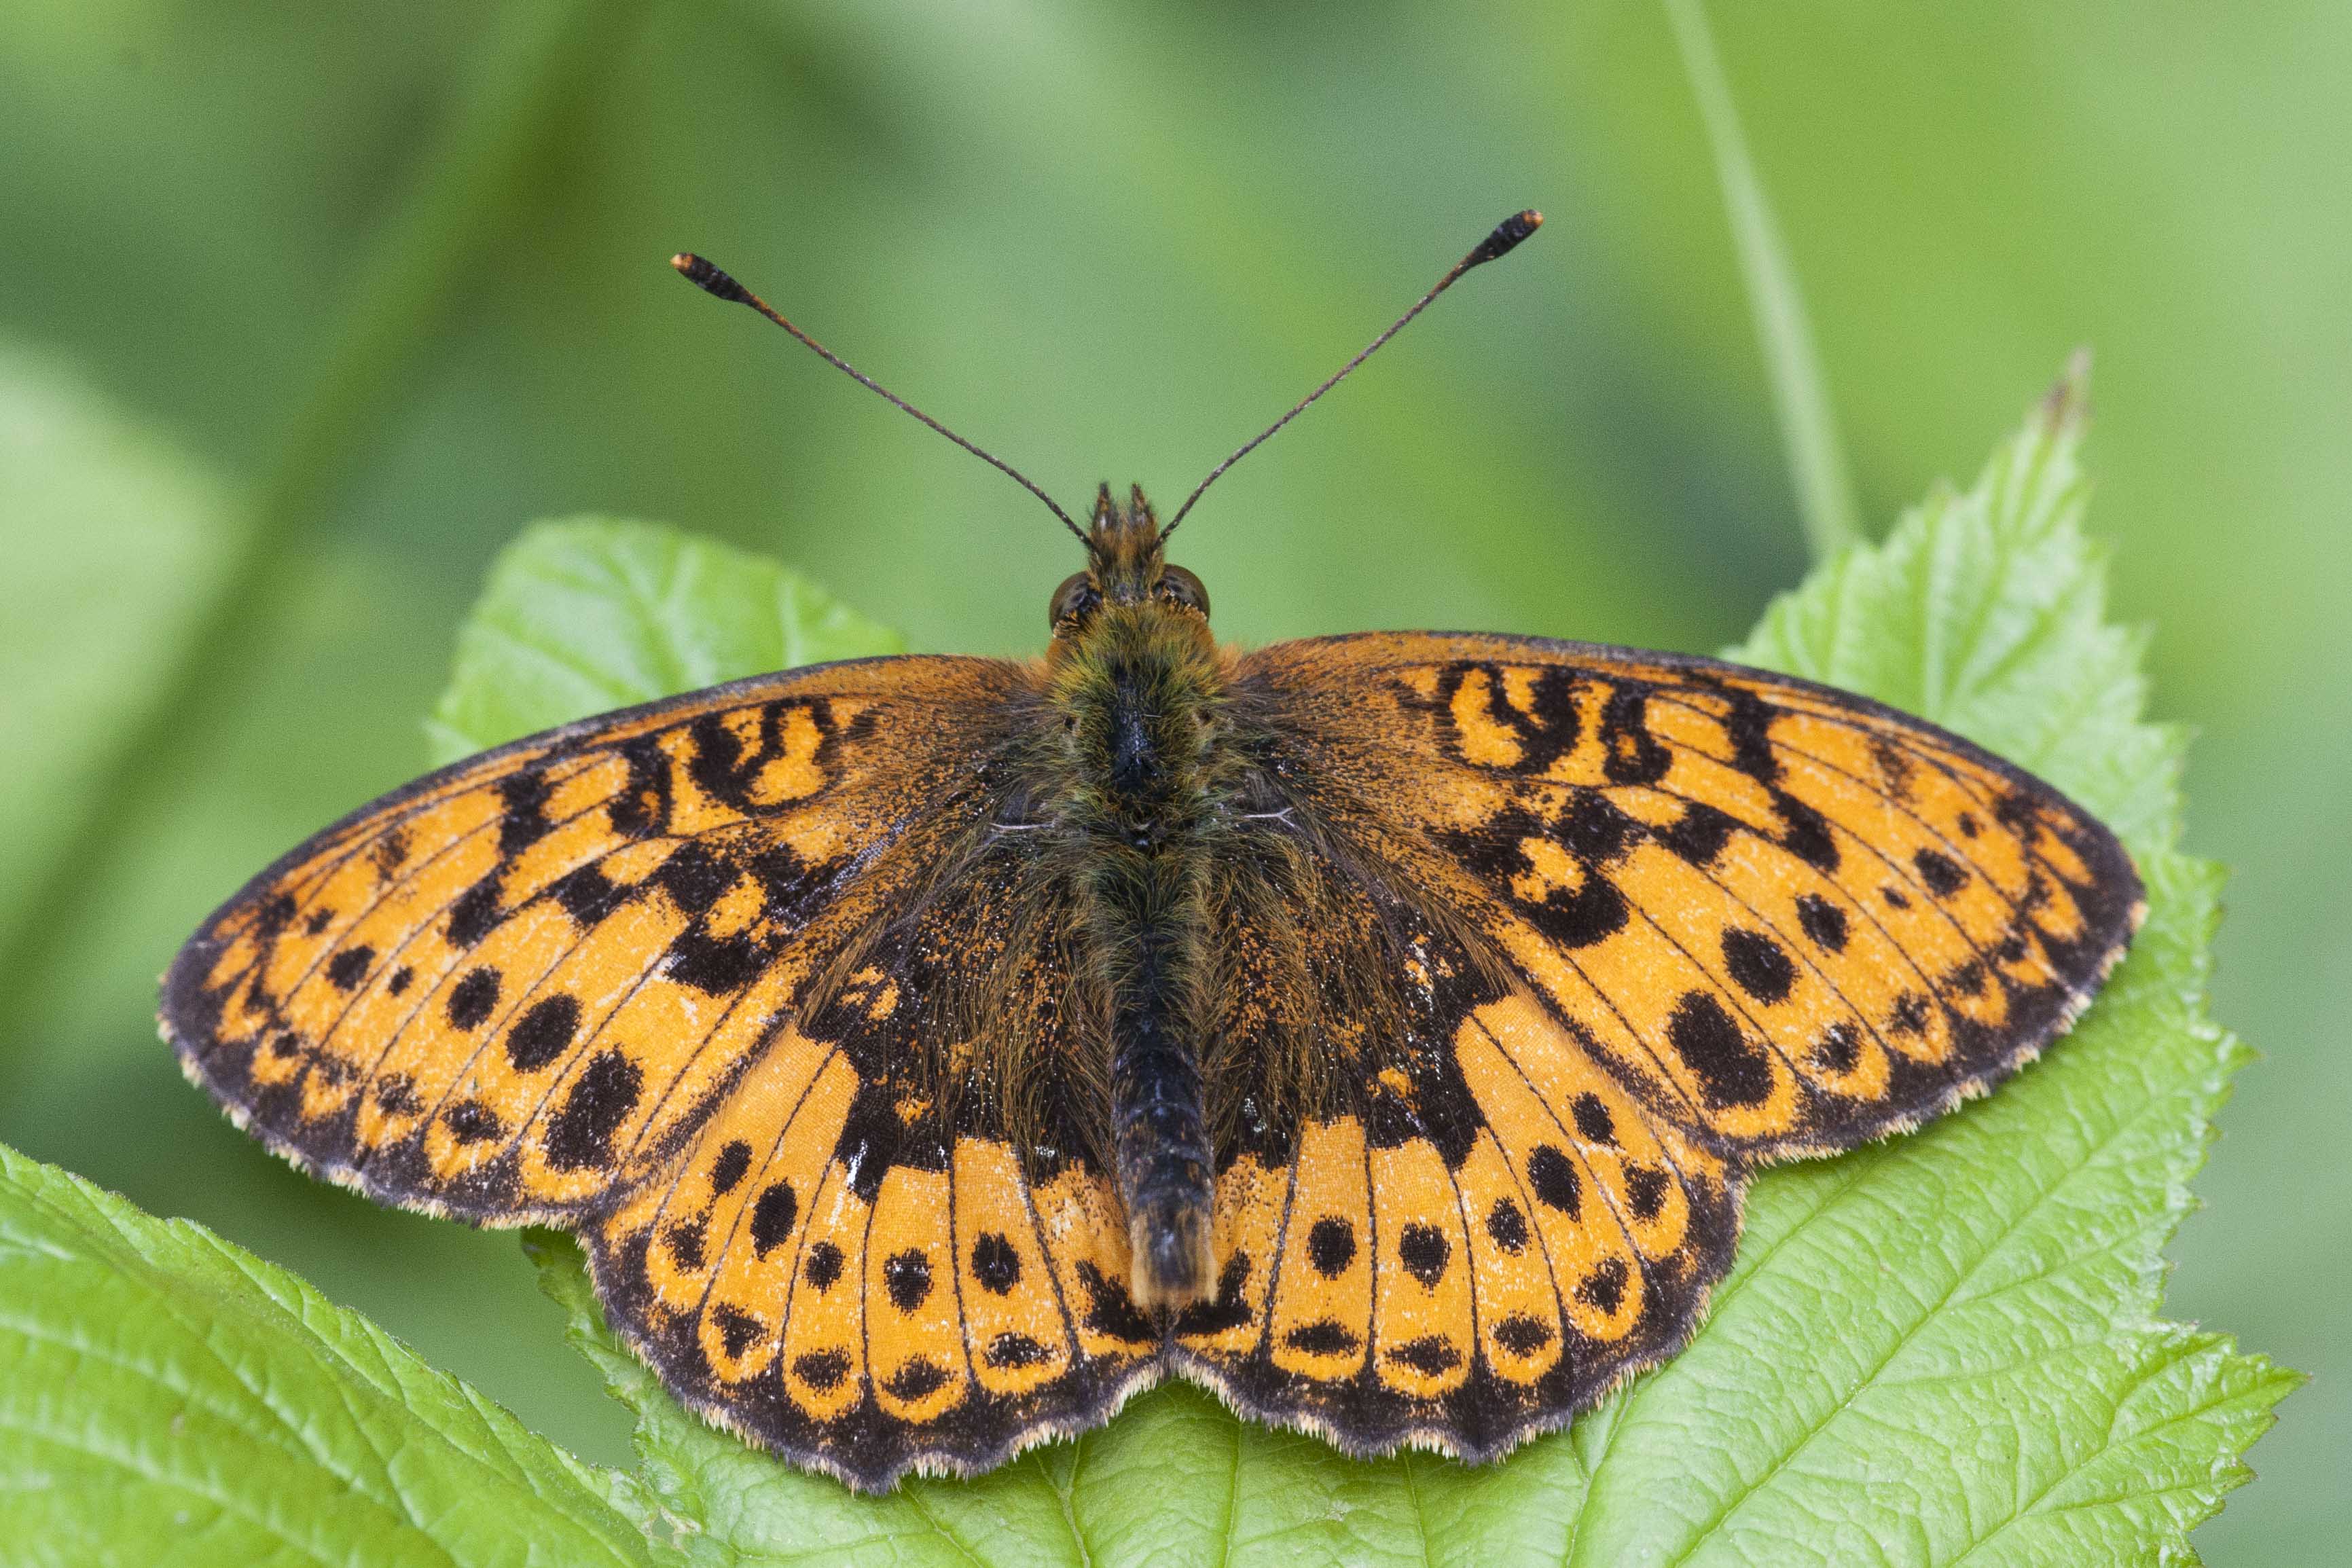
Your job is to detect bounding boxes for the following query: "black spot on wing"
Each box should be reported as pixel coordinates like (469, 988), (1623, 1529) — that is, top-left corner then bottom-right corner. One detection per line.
(1811, 1023), (1861, 1075)
(1914, 847), (1969, 898)
(374, 1075), (424, 1117)
(446, 966), (501, 1030)
(1707, 678), (1782, 784)
(708, 1139), (753, 1197)
(544, 1049), (643, 1170)
(496, 769), (555, 856)
(655, 841), (734, 915)
(971, 1233), (1021, 1294)
(1307, 1217), (1357, 1278)
(882, 1357), (949, 1401)
(1527, 1146), (1580, 1217)
(711, 1304), (762, 1360)
(373, 828), (411, 877)
(1795, 892), (1848, 953)
(1623, 1165), (1669, 1223)
(1486, 1198), (1530, 1254)
(505, 993), (577, 1069)
(1578, 1257), (1628, 1314)
(1598, 686), (1671, 786)
(607, 736), (673, 839)
(793, 1348), (850, 1391)
(1398, 1223), (1451, 1287)
(1770, 789), (1841, 873)
(1721, 928), (1796, 1005)
(1386, 1334), (1464, 1374)
(1888, 991), (1931, 1038)
(1284, 1319), (1360, 1356)
(444, 1099), (505, 1144)
(324, 945), (373, 993)
(1073, 1261), (1157, 1346)
(985, 1332), (1051, 1369)
(750, 1182), (798, 1257)
(1174, 1252), (1255, 1336)
(663, 922), (769, 996)
(548, 863), (627, 926)
(1654, 801), (1739, 868)
(447, 875), (505, 949)
(883, 1250), (933, 1313)
(804, 1241), (844, 1292)
(1667, 991), (1774, 1109)
(1492, 1313), (1555, 1356)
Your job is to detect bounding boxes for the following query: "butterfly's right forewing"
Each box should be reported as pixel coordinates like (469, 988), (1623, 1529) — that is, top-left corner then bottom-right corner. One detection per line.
(162, 655), (1023, 1223)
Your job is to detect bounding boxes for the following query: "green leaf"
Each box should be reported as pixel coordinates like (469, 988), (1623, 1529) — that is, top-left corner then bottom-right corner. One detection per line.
(1728, 358), (2179, 850)
(0, 1141), (658, 1568)
(426, 515), (905, 764)
(492, 382), (2291, 1567)
(0, 346), (238, 962)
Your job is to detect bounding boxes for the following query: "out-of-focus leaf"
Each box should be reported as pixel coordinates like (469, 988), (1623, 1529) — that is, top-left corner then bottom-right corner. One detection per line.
(0, 348), (238, 956)
(426, 515), (905, 763)
(492, 395), (2290, 1564)
(0, 1141), (658, 1568)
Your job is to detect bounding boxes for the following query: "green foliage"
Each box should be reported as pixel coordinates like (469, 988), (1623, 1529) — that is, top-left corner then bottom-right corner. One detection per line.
(0, 1142), (655, 1568)
(426, 516), (903, 764)
(0, 350), (236, 962)
(0, 383), (2292, 1563)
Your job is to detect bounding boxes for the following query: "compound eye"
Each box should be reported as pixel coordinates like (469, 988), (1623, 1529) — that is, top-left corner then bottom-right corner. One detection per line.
(1157, 564), (1210, 617)
(1049, 572), (1100, 630)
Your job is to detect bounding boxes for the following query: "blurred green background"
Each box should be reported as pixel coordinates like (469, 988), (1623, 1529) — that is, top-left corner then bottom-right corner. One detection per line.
(1, 1), (2342, 1559)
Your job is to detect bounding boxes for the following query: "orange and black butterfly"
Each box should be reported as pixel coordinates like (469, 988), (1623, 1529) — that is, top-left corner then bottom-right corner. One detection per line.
(163, 213), (2141, 1492)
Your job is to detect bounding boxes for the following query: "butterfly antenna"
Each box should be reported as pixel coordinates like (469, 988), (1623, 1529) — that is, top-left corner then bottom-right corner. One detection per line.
(672, 253), (1089, 544)
(1160, 209), (1543, 541)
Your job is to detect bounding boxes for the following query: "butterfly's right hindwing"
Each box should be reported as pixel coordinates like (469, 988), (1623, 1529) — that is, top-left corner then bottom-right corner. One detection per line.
(586, 883), (1161, 1491)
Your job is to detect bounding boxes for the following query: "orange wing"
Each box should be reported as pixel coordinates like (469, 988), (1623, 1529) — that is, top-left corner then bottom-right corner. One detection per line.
(584, 840), (1161, 1489)
(166, 656), (1011, 1220)
(1172, 631), (2139, 1459)
(164, 653), (1160, 1487)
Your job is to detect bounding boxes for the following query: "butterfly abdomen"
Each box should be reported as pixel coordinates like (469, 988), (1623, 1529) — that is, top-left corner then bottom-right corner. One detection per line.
(1052, 602), (1226, 1309)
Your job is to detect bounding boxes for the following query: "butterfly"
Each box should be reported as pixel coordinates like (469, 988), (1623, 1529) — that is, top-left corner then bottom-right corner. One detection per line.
(162, 212), (2141, 1493)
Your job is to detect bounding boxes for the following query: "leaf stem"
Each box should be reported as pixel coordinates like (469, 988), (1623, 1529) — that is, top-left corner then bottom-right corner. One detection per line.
(0, 0), (644, 1039)
(1662, 0), (1863, 562)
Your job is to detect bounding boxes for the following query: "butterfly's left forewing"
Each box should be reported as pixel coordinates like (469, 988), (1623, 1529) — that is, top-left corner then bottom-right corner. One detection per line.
(1234, 633), (2143, 1160)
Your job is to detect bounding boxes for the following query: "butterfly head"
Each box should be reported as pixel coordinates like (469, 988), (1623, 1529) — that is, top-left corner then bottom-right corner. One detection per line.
(1049, 483), (1210, 640)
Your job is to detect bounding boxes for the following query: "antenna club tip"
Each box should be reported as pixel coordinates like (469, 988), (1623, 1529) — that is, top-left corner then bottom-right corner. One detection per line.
(671, 252), (751, 304)
(1466, 208), (1543, 267)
